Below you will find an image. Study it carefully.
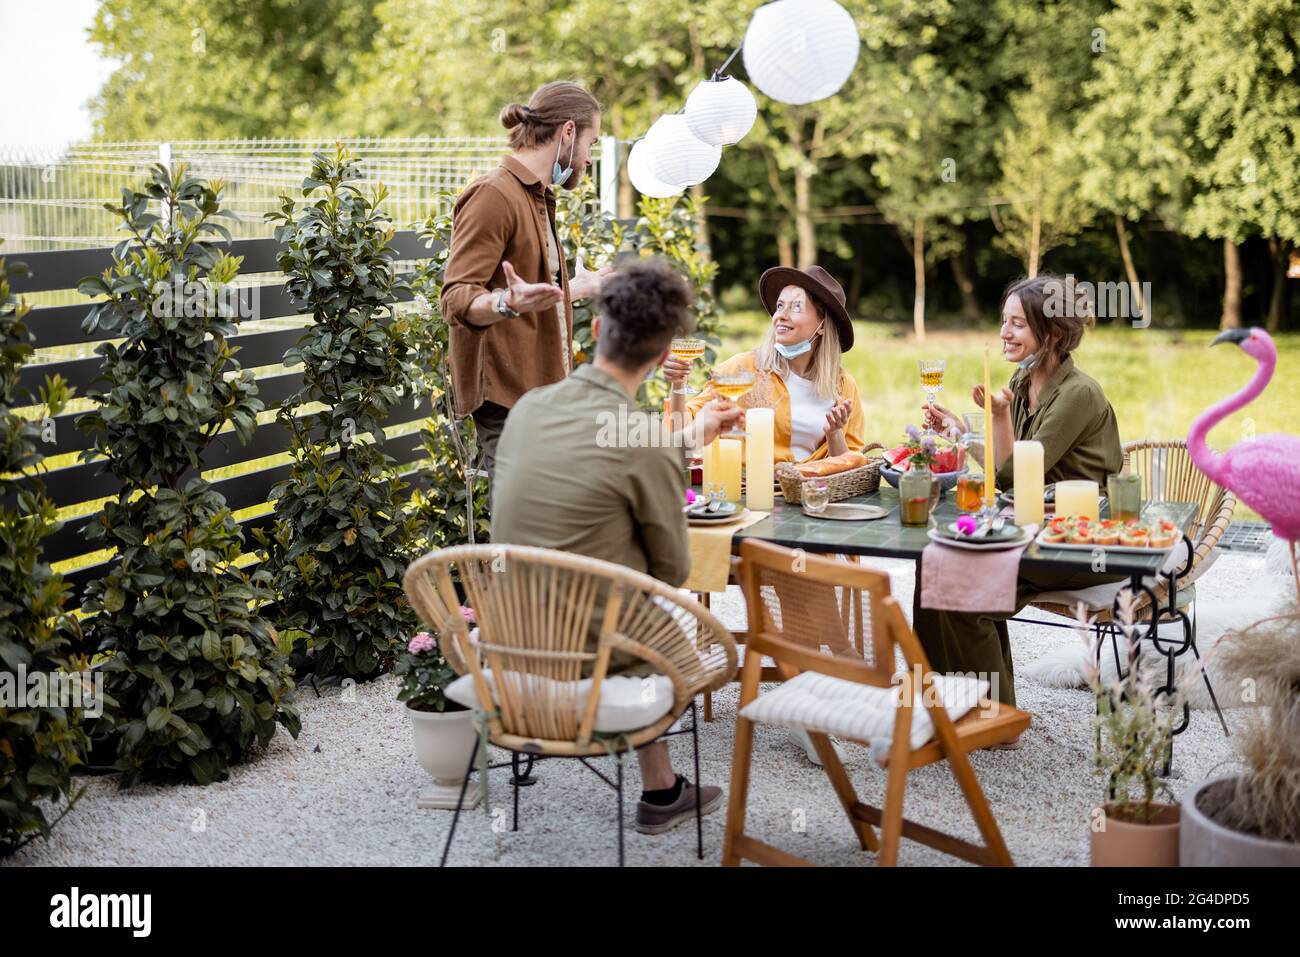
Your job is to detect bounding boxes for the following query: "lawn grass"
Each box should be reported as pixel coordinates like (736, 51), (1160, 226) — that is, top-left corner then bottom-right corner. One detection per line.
(711, 311), (1300, 522)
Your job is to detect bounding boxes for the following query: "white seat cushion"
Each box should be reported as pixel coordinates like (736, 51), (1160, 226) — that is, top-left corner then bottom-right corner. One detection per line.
(444, 669), (675, 734)
(740, 671), (990, 752)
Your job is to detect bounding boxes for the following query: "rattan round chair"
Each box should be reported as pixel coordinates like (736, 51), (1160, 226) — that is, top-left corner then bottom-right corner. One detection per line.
(404, 544), (738, 865)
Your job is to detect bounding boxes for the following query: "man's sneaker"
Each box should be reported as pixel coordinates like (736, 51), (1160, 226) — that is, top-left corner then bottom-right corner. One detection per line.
(634, 780), (723, 834)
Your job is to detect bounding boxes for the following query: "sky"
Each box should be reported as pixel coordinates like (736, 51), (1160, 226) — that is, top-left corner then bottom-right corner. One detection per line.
(0, 1), (118, 150)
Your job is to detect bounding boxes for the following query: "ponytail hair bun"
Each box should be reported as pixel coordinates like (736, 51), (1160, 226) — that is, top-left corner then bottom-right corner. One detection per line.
(499, 103), (531, 130)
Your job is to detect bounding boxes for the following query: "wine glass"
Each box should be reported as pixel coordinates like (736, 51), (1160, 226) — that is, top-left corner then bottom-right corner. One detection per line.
(708, 370), (755, 436)
(918, 359), (946, 435)
(668, 337), (706, 396)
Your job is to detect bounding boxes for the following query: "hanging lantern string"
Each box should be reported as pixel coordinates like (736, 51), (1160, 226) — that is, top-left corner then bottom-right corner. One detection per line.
(710, 42), (744, 82)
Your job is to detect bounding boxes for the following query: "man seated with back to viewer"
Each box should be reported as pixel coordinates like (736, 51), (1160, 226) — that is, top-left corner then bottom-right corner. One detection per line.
(491, 258), (742, 835)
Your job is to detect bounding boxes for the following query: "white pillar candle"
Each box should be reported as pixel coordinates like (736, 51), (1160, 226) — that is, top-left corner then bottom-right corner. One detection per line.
(719, 438), (743, 503)
(701, 438), (720, 493)
(1013, 440), (1045, 527)
(1055, 480), (1099, 521)
(745, 408), (774, 510)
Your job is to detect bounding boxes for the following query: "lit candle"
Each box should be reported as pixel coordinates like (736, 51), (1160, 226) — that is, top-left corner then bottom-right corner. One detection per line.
(1055, 480), (1100, 521)
(719, 438), (743, 502)
(701, 438), (720, 492)
(983, 347), (995, 509)
(745, 408), (774, 510)
(1013, 440), (1045, 526)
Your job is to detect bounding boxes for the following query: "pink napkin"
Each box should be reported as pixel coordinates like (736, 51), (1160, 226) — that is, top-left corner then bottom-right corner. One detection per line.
(920, 524), (1038, 613)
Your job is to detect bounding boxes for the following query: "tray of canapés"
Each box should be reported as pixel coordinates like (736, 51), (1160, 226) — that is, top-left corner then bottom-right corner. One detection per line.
(1033, 514), (1181, 554)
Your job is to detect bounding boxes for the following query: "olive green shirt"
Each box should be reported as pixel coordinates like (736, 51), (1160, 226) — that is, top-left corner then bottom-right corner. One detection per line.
(995, 355), (1124, 490)
(491, 364), (691, 587)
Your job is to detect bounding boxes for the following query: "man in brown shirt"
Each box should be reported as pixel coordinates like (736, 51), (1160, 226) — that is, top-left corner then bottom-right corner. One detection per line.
(493, 259), (742, 836)
(440, 82), (611, 476)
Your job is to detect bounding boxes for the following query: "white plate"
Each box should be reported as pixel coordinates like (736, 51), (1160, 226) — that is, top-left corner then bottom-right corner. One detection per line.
(688, 507), (751, 527)
(926, 527), (1034, 551)
(1032, 528), (1176, 555)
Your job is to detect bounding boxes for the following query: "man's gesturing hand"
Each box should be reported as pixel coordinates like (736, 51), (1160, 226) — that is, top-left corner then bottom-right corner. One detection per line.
(502, 260), (564, 313)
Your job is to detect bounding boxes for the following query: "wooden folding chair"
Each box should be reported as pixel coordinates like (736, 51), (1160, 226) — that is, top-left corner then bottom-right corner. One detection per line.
(723, 540), (1030, 867)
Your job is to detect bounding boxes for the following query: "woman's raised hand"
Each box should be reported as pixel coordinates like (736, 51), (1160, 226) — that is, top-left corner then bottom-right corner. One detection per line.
(972, 384), (1014, 415)
(921, 400), (961, 436)
(824, 398), (852, 436)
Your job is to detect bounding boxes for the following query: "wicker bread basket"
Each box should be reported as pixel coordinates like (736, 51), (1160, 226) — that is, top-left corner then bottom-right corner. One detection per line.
(777, 442), (884, 504)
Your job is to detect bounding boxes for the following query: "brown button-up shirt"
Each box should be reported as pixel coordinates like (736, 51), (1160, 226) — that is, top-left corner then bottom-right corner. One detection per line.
(491, 364), (690, 587)
(994, 354), (1124, 490)
(440, 155), (573, 415)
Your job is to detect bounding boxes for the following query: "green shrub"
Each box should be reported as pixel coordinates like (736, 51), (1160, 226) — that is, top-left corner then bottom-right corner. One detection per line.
(257, 145), (422, 680)
(77, 165), (299, 786)
(0, 251), (88, 853)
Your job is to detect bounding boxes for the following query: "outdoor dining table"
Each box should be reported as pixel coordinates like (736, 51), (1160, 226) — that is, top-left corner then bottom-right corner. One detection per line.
(695, 485), (1203, 765)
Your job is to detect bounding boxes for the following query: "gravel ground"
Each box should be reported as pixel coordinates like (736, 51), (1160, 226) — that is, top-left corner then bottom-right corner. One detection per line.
(8, 552), (1274, 868)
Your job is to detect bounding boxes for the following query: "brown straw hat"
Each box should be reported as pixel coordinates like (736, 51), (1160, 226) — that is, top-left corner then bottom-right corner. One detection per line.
(758, 265), (854, 350)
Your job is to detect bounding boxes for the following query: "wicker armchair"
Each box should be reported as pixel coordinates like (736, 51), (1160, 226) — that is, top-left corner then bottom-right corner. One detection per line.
(404, 544), (738, 865)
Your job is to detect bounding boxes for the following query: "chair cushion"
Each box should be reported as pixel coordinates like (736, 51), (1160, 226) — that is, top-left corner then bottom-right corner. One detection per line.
(739, 671), (990, 752)
(444, 669), (676, 733)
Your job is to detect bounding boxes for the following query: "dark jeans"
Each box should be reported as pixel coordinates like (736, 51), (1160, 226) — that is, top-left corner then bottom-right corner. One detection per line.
(471, 400), (510, 482)
(912, 560), (1125, 706)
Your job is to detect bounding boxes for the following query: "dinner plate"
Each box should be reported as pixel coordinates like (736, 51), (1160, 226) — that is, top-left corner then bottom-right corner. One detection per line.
(925, 526), (1033, 551)
(687, 506), (750, 526)
(1032, 528), (1176, 555)
(802, 503), (889, 522)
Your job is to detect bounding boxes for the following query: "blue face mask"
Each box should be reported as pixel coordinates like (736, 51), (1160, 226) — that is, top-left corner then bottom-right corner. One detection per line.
(552, 127), (576, 187)
(774, 321), (824, 360)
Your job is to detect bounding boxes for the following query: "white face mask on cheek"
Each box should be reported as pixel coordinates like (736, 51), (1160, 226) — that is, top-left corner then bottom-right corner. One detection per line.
(774, 320), (825, 360)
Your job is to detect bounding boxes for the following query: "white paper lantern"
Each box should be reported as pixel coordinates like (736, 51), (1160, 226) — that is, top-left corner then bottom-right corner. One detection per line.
(742, 0), (860, 105)
(626, 138), (683, 198)
(684, 76), (758, 147)
(644, 113), (722, 189)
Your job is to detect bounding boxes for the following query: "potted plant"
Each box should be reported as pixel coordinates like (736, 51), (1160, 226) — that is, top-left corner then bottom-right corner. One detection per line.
(395, 607), (479, 810)
(1181, 604), (1300, 865)
(1078, 596), (1182, 866)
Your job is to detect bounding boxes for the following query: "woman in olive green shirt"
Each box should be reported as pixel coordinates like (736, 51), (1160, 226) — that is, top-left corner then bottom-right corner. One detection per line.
(917, 274), (1123, 719)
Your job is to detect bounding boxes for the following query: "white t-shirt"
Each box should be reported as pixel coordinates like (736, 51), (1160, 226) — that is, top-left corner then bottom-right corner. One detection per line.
(546, 221), (570, 374)
(783, 371), (834, 461)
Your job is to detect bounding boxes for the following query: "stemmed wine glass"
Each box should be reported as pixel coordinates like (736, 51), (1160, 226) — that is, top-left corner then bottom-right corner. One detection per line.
(708, 370), (755, 437)
(918, 359), (946, 436)
(668, 337), (706, 395)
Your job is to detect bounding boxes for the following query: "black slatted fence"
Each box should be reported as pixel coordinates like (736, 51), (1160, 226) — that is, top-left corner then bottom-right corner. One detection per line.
(9, 231), (441, 603)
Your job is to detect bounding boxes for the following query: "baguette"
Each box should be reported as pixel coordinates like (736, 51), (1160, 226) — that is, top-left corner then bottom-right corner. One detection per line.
(795, 451), (868, 478)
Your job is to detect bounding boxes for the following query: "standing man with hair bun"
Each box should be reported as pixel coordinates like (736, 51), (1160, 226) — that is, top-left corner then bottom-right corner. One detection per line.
(440, 80), (612, 477)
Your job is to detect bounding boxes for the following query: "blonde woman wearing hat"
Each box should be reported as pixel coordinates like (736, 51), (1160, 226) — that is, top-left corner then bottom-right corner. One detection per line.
(664, 265), (865, 768)
(665, 265), (865, 463)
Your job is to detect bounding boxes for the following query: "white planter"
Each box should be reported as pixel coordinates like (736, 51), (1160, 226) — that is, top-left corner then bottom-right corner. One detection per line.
(408, 705), (480, 810)
(1181, 774), (1300, 866)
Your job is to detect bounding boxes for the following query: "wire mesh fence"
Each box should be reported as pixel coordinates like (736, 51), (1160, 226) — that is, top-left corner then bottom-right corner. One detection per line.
(0, 136), (615, 256)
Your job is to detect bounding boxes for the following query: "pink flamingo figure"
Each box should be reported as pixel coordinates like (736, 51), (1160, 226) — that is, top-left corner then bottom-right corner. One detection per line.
(1188, 327), (1300, 600)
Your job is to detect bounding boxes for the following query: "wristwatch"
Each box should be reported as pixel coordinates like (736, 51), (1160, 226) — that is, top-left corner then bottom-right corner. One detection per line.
(494, 288), (519, 318)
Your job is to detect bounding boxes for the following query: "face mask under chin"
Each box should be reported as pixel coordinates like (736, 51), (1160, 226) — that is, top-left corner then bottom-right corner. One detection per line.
(774, 321), (824, 360)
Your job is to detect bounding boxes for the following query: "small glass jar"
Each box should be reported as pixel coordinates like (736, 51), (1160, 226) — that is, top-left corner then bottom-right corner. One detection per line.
(802, 479), (830, 514)
(899, 469), (936, 526)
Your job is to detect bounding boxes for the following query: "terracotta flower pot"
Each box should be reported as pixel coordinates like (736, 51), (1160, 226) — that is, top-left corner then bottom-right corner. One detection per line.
(1091, 803), (1180, 867)
(1181, 775), (1300, 866)
(408, 705), (480, 811)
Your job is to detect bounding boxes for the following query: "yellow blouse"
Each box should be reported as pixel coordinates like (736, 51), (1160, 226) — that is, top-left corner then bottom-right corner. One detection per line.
(685, 350), (867, 463)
